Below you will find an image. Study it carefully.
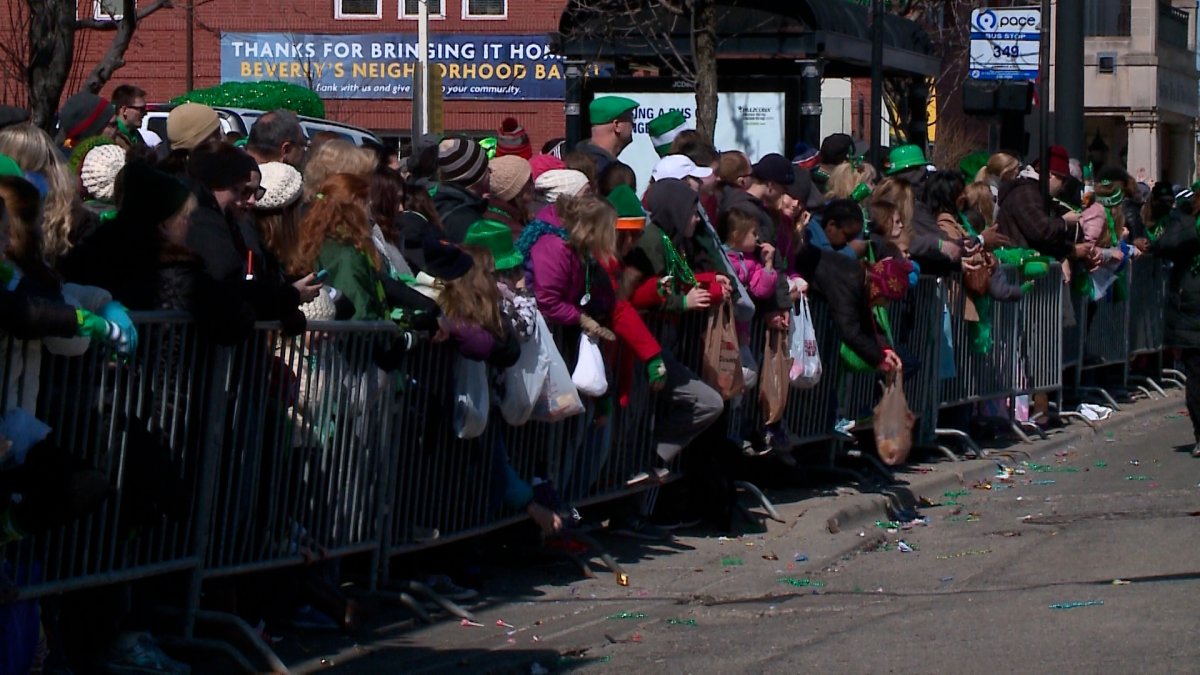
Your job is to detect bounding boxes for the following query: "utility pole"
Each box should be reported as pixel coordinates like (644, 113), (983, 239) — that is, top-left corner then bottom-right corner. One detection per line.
(1038, 0), (1051, 203)
(1054, 0), (1084, 162)
(868, 0), (884, 170)
(414, 0), (431, 136)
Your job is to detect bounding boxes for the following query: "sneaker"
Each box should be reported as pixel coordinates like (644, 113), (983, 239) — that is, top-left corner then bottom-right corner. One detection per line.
(608, 516), (672, 541)
(1192, 443), (1200, 458)
(532, 479), (581, 527)
(289, 605), (341, 631)
(423, 574), (480, 602)
(104, 632), (190, 675)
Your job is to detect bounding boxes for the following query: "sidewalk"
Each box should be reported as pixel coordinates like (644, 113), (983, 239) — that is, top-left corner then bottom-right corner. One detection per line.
(285, 392), (1184, 674)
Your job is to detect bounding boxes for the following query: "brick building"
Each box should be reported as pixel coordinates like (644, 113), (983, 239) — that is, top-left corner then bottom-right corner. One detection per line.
(5, 0), (571, 147)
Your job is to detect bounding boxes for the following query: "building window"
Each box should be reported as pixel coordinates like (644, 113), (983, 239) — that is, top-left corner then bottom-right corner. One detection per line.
(335, 0), (381, 20)
(92, 0), (125, 21)
(463, 0), (505, 19)
(1083, 0), (1131, 37)
(400, 0), (444, 19)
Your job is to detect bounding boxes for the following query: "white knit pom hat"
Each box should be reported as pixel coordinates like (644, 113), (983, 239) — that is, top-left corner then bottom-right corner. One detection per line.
(533, 169), (590, 204)
(79, 144), (126, 202)
(255, 161), (303, 211)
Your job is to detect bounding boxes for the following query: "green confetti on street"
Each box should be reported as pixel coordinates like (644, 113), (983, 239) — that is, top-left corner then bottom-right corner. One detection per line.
(721, 556), (744, 567)
(1094, 461), (1108, 468)
(666, 618), (698, 626)
(607, 611), (647, 620)
(943, 490), (969, 498)
(778, 577), (827, 588)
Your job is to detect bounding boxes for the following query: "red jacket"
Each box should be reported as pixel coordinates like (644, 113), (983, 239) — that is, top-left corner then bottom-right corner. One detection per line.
(628, 270), (727, 312)
(602, 258), (663, 407)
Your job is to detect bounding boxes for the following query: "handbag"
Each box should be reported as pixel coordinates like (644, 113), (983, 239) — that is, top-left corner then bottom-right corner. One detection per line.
(571, 333), (608, 397)
(789, 294), (822, 389)
(701, 300), (744, 400)
(963, 251), (995, 297)
(873, 371), (915, 466)
(453, 356), (490, 440)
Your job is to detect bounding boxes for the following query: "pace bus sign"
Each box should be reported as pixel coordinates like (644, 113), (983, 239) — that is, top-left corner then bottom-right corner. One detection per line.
(968, 7), (1042, 81)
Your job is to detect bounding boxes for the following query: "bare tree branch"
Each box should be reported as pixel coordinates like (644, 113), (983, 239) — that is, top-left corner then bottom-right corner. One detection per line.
(82, 0), (175, 93)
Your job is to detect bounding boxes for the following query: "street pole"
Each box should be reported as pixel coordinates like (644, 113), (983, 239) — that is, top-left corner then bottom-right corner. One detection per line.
(1054, 0), (1084, 163)
(1038, 0), (1051, 205)
(416, 0), (431, 136)
(869, 0), (884, 170)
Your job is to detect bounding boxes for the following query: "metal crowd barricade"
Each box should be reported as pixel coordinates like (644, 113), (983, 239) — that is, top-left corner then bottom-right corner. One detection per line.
(1127, 255), (1174, 398)
(1072, 263), (1133, 408)
(1, 314), (222, 600)
(940, 266), (1022, 410)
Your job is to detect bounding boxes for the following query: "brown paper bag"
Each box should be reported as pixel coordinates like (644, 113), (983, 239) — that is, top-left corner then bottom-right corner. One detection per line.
(758, 329), (790, 425)
(874, 371), (915, 466)
(701, 300), (744, 400)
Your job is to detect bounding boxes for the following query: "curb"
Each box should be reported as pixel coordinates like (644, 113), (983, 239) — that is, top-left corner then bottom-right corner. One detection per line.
(821, 391), (1184, 539)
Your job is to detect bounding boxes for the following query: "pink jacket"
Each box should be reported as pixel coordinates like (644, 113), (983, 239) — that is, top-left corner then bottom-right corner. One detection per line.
(1079, 202), (1125, 270)
(725, 250), (778, 300)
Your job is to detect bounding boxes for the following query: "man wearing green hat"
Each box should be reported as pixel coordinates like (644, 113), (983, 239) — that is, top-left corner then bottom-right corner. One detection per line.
(577, 95), (639, 174)
(646, 110), (688, 158)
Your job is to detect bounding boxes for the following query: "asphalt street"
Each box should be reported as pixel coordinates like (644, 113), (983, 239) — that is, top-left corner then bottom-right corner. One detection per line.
(283, 395), (1200, 674)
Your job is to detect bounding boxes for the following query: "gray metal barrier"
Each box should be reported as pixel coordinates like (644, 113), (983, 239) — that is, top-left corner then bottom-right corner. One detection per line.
(1129, 255), (1169, 356)
(940, 265), (1022, 409)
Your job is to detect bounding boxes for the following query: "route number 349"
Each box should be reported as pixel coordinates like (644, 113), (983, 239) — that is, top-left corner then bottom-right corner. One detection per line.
(992, 44), (1021, 59)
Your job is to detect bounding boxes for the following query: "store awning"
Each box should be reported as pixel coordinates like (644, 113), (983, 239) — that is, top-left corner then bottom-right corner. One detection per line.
(554, 0), (940, 78)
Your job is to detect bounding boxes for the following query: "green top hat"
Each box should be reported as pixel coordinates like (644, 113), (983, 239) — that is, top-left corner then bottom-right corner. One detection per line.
(646, 110), (688, 157)
(886, 144), (930, 176)
(464, 219), (524, 271)
(589, 96), (639, 125)
(958, 151), (989, 183)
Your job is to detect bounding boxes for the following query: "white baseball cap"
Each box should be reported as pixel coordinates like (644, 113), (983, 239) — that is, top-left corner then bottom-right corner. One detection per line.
(651, 154), (714, 182)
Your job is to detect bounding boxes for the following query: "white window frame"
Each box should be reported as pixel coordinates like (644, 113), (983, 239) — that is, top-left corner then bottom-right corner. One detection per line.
(461, 0), (506, 20)
(91, 0), (126, 21)
(334, 0), (382, 20)
(399, 0), (446, 20)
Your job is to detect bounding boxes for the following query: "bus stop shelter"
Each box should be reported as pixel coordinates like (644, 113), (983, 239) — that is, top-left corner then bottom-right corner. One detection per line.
(553, 0), (940, 152)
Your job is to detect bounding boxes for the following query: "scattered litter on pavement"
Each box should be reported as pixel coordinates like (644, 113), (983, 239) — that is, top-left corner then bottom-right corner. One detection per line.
(1094, 461), (1108, 468)
(1125, 475), (1153, 481)
(944, 490), (969, 498)
(1030, 480), (1056, 486)
(919, 496), (941, 507)
(778, 577), (827, 588)
(496, 620), (514, 629)
(666, 618), (698, 627)
(762, 553), (779, 561)
(940, 576), (954, 583)
(946, 514), (981, 523)
(607, 612), (647, 620)
(936, 549), (993, 560)
(876, 520), (901, 529)
(1111, 579), (1132, 586)
(858, 531), (866, 537)
(722, 556), (744, 567)
(532, 636), (541, 642)
(1023, 462), (1079, 473)
(794, 553), (809, 562)
(1049, 600), (1104, 610)
(988, 530), (1021, 538)
(973, 481), (993, 490)
(618, 574), (630, 586)
(1129, 460), (1140, 466)
(897, 541), (914, 553)
(460, 619), (485, 628)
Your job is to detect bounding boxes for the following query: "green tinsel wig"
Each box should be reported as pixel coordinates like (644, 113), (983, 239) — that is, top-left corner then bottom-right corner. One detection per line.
(171, 81), (325, 119)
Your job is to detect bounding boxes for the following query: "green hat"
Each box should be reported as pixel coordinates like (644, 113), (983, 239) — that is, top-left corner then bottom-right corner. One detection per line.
(464, 219), (523, 271)
(646, 110), (688, 157)
(589, 96), (639, 125)
(607, 184), (646, 230)
(958, 151), (989, 182)
(0, 153), (22, 178)
(886, 144), (930, 176)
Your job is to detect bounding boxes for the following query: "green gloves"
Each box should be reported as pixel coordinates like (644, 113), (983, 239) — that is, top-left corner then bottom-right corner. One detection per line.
(76, 309), (121, 346)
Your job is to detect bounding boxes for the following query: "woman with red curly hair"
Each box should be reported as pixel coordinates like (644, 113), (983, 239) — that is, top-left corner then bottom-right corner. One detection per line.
(291, 173), (385, 320)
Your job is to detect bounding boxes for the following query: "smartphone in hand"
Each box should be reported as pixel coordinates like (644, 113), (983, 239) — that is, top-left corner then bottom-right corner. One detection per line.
(312, 269), (330, 284)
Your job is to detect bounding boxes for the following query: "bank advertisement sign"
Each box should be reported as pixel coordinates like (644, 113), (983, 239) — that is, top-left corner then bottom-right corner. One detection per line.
(617, 92), (786, 196)
(220, 32), (566, 100)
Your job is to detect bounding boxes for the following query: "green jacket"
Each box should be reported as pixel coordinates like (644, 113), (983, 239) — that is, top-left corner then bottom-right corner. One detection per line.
(316, 240), (384, 321)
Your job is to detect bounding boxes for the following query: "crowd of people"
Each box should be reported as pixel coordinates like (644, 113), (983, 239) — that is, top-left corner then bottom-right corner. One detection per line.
(1, 86), (1199, 673)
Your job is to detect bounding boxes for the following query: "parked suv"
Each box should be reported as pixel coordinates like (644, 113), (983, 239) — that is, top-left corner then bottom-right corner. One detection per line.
(141, 104), (382, 147)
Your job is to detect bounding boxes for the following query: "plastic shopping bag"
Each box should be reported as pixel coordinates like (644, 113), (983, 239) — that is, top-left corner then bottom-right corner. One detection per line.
(873, 371), (915, 466)
(789, 294), (822, 389)
(453, 356), (490, 440)
(759, 329), (789, 425)
(499, 329), (549, 426)
(701, 300), (745, 400)
(571, 333), (608, 397)
(532, 315), (585, 423)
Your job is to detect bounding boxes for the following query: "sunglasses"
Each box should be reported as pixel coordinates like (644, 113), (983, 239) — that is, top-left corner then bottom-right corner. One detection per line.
(242, 185), (266, 201)
(124, 104), (147, 112)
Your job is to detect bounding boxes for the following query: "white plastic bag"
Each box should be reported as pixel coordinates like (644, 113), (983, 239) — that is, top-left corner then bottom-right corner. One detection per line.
(789, 294), (822, 389)
(571, 333), (608, 397)
(499, 328), (549, 426)
(453, 356), (490, 440)
(532, 315), (585, 422)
